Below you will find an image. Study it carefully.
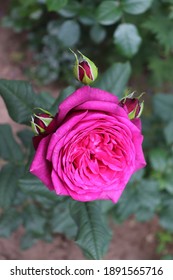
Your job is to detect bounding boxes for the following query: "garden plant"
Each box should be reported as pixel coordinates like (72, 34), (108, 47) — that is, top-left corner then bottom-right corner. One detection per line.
(0, 0), (173, 259)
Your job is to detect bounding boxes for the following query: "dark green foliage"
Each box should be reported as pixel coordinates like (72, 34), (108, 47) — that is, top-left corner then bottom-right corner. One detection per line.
(121, 0), (153, 15)
(148, 56), (173, 87)
(1, 0), (46, 32)
(153, 93), (173, 121)
(17, 129), (34, 149)
(0, 210), (22, 238)
(19, 174), (59, 201)
(113, 176), (161, 222)
(20, 232), (38, 250)
(0, 124), (23, 162)
(149, 149), (167, 173)
(164, 121), (173, 145)
(70, 201), (112, 259)
(2, 0), (172, 88)
(50, 200), (77, 238)
(113, 23), (142, 58)
(96, 1), (123, 25)
(1, 72), (173, 259)
(23, 204), (47, 237)
(46, 0), (69, 12)
(94, 62), (131, 97)
(0, 80), (56, 125)
(0, 80), (38, 125)
(143, 13), (173, 54)
(50, 86), (76, 114)
(156, 231), (173, 259)
(0, 164), (24, 209)
(1, 0), (173, 260)
(159, 194), (173, 232)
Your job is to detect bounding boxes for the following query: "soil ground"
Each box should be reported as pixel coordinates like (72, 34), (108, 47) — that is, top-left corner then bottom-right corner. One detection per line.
(0, 7), (161, 260)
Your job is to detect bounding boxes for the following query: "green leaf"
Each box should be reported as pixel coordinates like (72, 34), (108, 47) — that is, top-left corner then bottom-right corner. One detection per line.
(143, 14), (173, 53)
(135, 207), (155, 221)
(164, 121), (173, 145)
(149, 149), (167, 172)
(38, 91), (55, 109)
(23, 204), (47, 237)
(17, 129), (33, 149)
(130, 169), (145, 183)
(101, 201), (115, 214)
(58, 20), (80, 47)
(70, 201), (112, 259)
(97, 1), (122, 25)
(163, 175), (173, 195)
(58, 2), (80, 18)
(153, 93), (173, 121)
(50, 201), (77, 238)
(0, 164), (24, 209)
(148, 56), (173, 86)
(135, 180), (161, 220)
(0, 124), (23, 162)
(0, 79), (38, 125)
(50, 86), (75, 115)
(79, 15), (95, 26)
(94, 62), (131, 97)
(122, 0), (153, 15)
(113, 23), (142, 58)
(115, 186), (138, 221)
(78, 6), (96, 26)
(0, 209), (22, 237)
(116, 180), (160, 222)
(30, 9), (43, 20)
(159, 203), (173, 232)
(46, 0), (68, 12)
(19, 174), (60, 202)
(13, 190), (27, 207)
(90, 25), (106, 44)
(20, 232), (37, 250)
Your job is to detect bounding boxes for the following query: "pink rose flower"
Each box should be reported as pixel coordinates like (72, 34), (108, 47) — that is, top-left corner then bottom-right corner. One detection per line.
(30, 86), (146, 203)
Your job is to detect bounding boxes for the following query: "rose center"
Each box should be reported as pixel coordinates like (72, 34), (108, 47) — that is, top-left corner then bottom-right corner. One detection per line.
(71, 130), (124, 174)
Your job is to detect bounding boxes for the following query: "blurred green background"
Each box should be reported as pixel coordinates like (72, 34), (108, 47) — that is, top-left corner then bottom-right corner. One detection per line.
(0, 0), (173, 260)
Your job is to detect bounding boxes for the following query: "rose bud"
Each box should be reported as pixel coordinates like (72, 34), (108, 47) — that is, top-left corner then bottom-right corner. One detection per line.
(120, 92), (144, 120)
(31, 109), (54, 135)
(31, 109), (58, 150)
(71, 49), (98, 85)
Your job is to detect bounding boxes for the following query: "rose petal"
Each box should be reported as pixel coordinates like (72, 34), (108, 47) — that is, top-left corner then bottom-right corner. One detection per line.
(57, 86), (119, 124)
(30, 135), (54, 191)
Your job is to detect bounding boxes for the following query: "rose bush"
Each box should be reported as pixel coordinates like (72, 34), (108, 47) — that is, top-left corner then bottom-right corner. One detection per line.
(30, 86), (146, 203)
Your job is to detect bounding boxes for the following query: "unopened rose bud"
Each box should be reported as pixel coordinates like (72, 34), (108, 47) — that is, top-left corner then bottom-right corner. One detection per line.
(71, 49), (98, 85)
(31, 109), (54, 135)
(120, 92), (144, 120)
